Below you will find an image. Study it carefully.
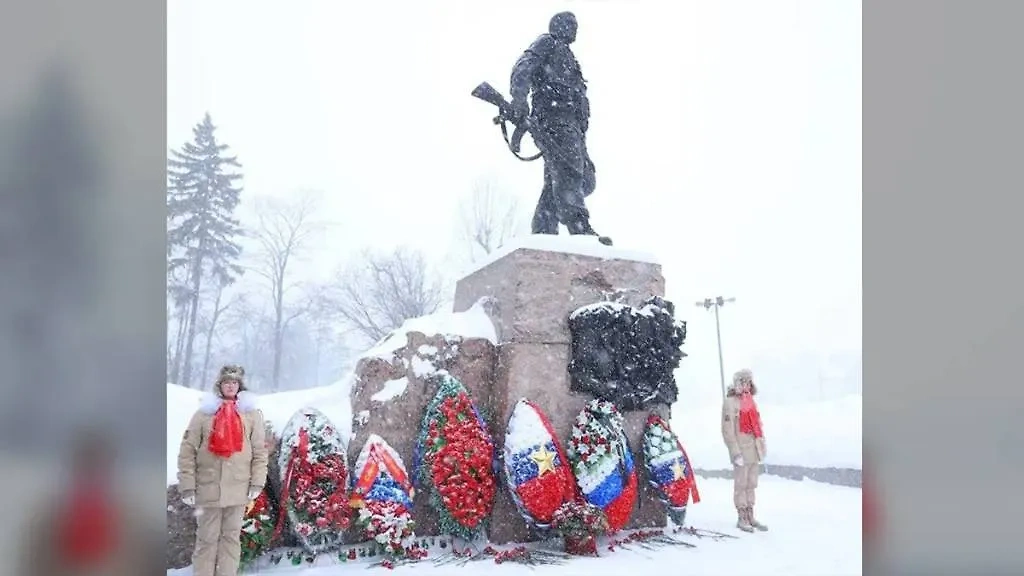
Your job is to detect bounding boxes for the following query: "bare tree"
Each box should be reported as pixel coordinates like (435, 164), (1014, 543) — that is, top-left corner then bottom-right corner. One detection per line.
(198, 281), (238, 386)
(305, 285), (344, 385)
(459, 179), (525, 261)
(219, 293), (272, 391)
(328, 247), (444, 344)
(249, 192), (325, 390)
(167, 267), (193, 384)
(167, 299), (177, 379)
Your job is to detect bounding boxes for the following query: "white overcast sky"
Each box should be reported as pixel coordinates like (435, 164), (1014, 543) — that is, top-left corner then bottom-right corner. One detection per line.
(168, 0), (861, 403)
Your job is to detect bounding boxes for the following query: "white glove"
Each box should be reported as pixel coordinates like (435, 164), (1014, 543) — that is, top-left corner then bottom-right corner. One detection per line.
(248, 488), (262, 500)
(181, 493), (195, 507)
(732, 455), (744, 467)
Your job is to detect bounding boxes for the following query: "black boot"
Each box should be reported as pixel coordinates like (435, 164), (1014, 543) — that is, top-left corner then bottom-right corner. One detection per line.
(567, 218), (613, 246)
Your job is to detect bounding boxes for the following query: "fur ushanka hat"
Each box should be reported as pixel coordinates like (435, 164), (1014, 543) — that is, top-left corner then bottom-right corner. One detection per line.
(216, 364), (246, 394)
(727, 368), (758, 396)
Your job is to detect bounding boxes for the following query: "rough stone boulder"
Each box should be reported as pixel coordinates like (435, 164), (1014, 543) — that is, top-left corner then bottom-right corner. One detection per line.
(166, 485), (196, 570)
(347, 330), (497, 538)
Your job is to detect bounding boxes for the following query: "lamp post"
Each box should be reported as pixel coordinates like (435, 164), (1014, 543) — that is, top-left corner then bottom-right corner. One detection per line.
(696, 296), (736, 398)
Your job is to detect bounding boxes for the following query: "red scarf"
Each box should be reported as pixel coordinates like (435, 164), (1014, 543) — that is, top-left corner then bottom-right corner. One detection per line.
(738, 392), (764, 438)
(57, 479), (119, 566)
(209, 399), (244, 458)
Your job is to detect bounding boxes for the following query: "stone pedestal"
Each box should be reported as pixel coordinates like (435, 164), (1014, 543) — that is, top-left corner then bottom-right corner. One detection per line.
(453, 240), (671, 544)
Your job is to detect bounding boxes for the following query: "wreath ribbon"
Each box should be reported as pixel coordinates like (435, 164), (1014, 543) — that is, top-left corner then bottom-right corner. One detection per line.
(676, 440), (700, 504)
(272, 427), (310, 543)
(352, 444), (413, 502)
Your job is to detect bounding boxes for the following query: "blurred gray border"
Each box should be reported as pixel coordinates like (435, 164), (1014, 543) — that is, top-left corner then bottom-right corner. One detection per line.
(867, 1), (1024, 573)
(0, 0), (167, 554)
(6, 0), (1024, 573)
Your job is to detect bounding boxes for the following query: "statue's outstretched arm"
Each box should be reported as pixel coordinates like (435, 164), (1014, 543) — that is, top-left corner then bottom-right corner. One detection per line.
(510, 34), (556, 104)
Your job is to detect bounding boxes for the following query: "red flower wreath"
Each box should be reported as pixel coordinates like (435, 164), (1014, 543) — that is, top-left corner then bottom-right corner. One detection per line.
(425, 395), (496, 532)
(274, 424), (351, 553)
(417, 377), (497, 540)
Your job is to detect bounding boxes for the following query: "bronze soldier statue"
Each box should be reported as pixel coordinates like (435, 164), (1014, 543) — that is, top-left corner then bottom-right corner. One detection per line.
(473, 12), (612, 245)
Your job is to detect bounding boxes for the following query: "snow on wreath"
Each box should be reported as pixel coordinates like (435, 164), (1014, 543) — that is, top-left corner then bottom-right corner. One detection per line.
(567, 399), (637, 532)
(502, 399), (576, 529)
(568, 296), (687, 411)
(275, 407), (351, 554)
(350, 435), (418, 562)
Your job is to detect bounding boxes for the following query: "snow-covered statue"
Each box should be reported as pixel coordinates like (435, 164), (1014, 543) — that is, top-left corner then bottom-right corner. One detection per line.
(471, 11), (612, 245)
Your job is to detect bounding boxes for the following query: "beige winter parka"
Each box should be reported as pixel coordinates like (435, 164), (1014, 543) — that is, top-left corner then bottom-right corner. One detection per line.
(176, 391), (269, 508)
(721, 373), (767, 465)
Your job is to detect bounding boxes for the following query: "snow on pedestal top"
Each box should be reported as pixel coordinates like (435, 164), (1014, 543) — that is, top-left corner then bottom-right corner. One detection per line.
(467, 234), (660, 277)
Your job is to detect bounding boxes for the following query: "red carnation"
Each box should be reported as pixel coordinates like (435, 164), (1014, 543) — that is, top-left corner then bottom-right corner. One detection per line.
(426, 396), (496, 531)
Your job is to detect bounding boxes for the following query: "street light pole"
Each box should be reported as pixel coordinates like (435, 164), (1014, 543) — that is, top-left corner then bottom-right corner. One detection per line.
(696, 296), (736, 398)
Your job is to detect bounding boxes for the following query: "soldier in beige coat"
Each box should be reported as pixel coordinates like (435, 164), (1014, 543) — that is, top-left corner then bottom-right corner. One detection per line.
(721, 368), (769, 533)
(177, 365), (269, 576)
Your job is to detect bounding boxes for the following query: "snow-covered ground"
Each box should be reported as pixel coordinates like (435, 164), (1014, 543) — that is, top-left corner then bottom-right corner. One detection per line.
(167, 382), (861, 574)
(167, 475), (860, 575)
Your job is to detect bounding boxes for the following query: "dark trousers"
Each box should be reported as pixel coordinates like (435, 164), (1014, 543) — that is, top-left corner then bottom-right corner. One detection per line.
(530, 121), (596, 235)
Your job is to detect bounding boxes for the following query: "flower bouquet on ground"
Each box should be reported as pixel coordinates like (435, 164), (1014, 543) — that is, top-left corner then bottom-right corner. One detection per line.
(550, 501), (611, 556)
(606, 528), (697, 552)
(433, 544), (570, 568)
(355, 500), (417, 557)
(240, 490), (275, 566)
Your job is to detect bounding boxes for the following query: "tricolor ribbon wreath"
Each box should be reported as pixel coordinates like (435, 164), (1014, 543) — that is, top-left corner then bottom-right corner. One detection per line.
(642, 414), (700, 524)
(567, 399), (638, 532)
(502, 399), (577, 530)
(351, 434), (418, 559)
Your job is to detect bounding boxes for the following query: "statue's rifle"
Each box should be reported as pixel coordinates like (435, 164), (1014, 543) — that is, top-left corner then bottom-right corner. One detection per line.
(470, 82), (543, 162)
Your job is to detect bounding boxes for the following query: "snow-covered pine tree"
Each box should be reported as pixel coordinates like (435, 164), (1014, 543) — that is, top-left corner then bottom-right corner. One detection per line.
(167, 113), (244, 388)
